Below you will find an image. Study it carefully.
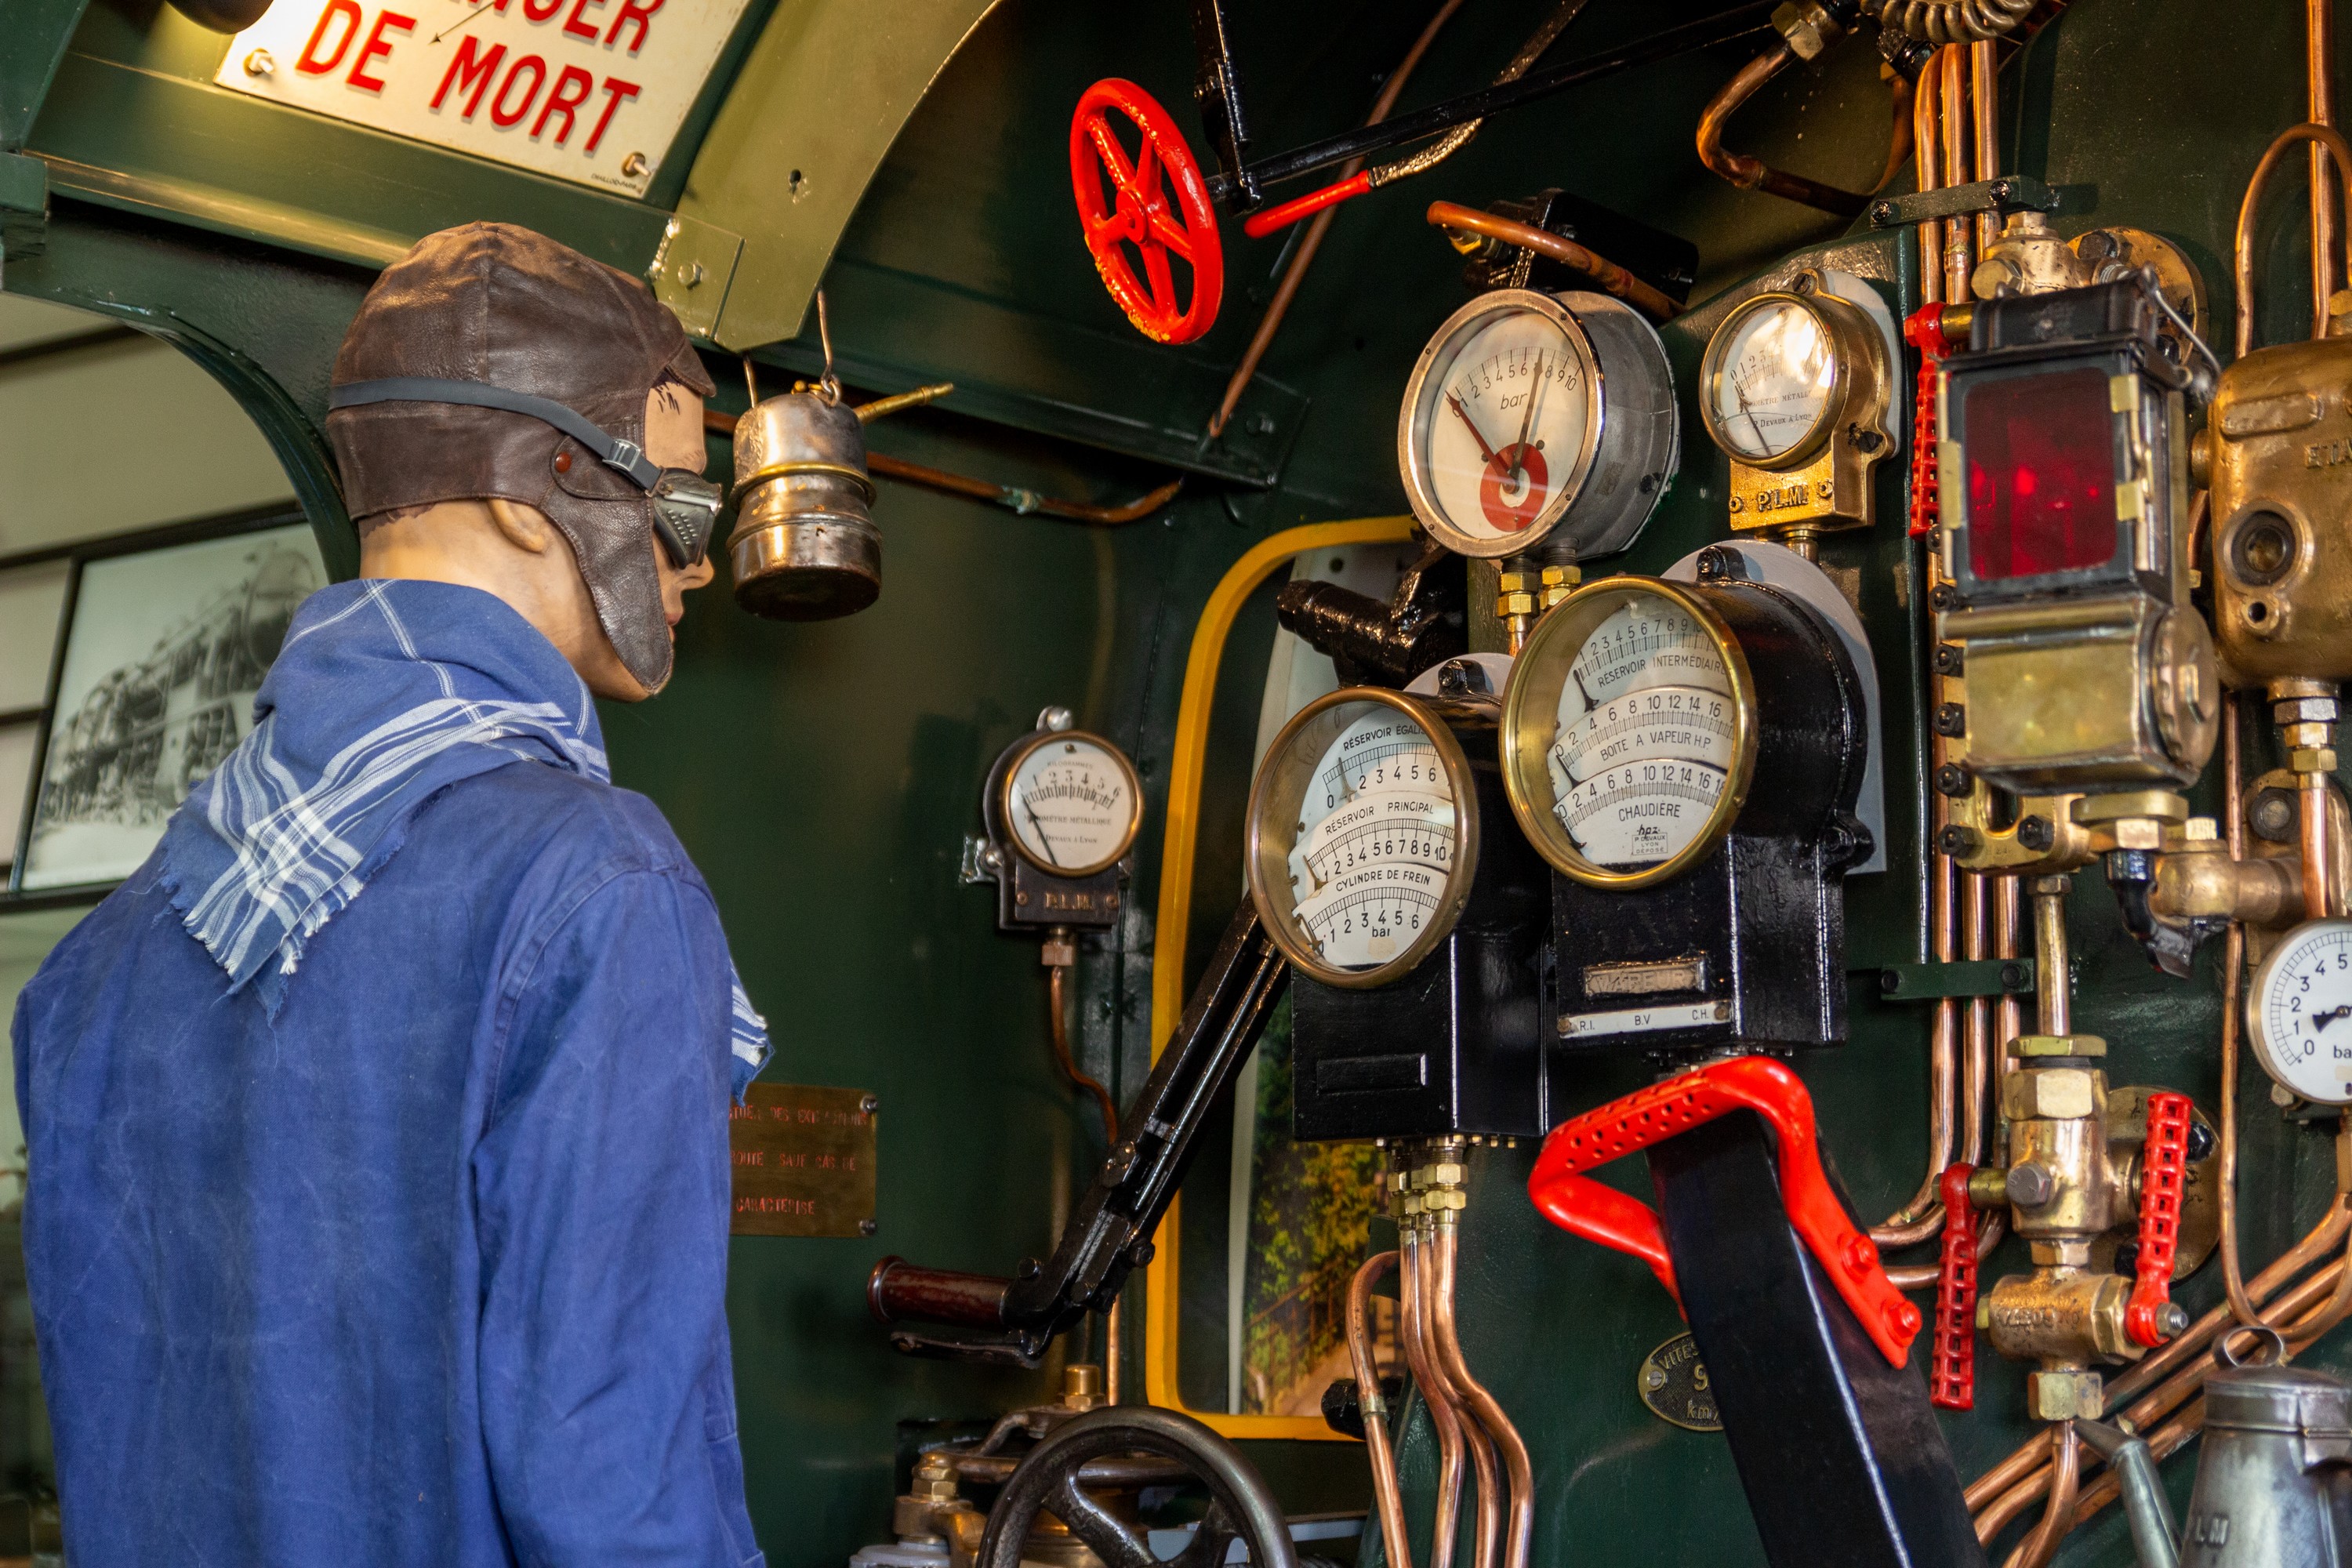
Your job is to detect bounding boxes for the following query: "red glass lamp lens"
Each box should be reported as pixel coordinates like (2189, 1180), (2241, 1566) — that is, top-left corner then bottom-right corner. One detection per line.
(1963, 368), (2119, 581)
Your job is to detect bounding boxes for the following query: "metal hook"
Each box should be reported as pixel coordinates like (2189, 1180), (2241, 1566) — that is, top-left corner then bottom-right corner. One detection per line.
(815, 289), (842, 406)
(2216, 1322), (2291, 1368)
(742, 355), (760, 409)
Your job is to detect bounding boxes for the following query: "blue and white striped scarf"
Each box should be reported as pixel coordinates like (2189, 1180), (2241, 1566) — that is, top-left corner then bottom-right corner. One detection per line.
(156, 578), (770, 1091)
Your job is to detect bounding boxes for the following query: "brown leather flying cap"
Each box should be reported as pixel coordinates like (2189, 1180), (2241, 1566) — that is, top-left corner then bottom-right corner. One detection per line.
(326, 221), (715, 691)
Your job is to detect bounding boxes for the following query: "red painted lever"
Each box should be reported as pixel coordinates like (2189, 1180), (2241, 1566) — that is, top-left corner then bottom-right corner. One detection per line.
(1240, 172), (1373, 239)
(2125, 1092), (2194, 1348)
(1903, 303), (1957, 540)
(1528, 1056), (1923, 1367)
(1929, 1163), (1978, 1410)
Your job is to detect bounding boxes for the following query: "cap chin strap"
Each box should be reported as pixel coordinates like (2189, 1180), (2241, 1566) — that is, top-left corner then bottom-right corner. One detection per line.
(329, 377), (664, 490)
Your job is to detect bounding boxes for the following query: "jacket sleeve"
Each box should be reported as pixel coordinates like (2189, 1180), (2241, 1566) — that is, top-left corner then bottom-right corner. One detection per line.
(474, 867), (761, 1567)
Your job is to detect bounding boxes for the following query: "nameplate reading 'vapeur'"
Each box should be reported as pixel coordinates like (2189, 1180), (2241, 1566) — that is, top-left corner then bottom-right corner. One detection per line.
(729, 1085), (877, 1238)
(213, 0), (753, 198)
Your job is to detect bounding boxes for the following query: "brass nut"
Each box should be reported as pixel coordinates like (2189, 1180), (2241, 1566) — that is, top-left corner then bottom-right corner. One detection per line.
(2182, 817), (2220, 843)
(1419, 1161), (1467, 1187)
(2026, 1369), (2105, 1422)
(1421, 1189), (1468, 1212)
(2111, 818), (2164, 851)
(2013, 1033), (2107, 1058)
(2282, 722), (2332, 751)
(1497, 571), (1540, 593)
(1496, 591), (1538, 619)
(2292, 746), (2340, 774)
(2274, 698), (2340, 724)
(2005, 1067), (2099, 1120)
(1540, 564), (1580, 590)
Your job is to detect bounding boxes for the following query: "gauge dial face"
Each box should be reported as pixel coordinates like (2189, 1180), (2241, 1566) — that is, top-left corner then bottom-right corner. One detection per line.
(1500, 581), (1754, 887)
(1246, 692), (1476, 987)
(1004, 732), (1142, 877)
(1705, 296), (1834, 464)
(1403, 296), (1594, 554)
(2249, 920), (2352, 1105)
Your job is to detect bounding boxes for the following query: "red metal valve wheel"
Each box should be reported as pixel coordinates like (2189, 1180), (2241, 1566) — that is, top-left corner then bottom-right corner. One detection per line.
(1069, 78), (1225, 345)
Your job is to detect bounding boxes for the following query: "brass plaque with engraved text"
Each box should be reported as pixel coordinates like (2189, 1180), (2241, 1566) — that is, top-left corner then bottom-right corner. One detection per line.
(729, 1084), (877, 1238)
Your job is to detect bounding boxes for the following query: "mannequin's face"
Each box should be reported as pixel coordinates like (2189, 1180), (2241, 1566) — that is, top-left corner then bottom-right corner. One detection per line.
(358, 383), (716, 701)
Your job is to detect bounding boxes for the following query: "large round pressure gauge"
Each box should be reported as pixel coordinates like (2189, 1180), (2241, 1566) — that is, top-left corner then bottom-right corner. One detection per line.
(2249, 920), (2352, 1105)
(1000, 730), (1144, 877)
(1499, 579), (1759, 888)
(1246, 690), (1479, 988)
(1399, 289), (1679, 561)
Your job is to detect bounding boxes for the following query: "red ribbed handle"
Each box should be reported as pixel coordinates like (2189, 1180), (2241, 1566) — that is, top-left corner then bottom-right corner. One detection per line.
(1930, 1163), (1978, 1410)
(1904, 303), (1956, 539)
(2125, 1092), (2194, 1348)
(1528, 1056), (1922, 1367)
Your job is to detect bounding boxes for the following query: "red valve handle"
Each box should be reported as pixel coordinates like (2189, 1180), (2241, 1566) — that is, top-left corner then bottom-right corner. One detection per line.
(1069, 79), (1225, 345)
(1929, 1163), (1978, 1410)
(1527, 1056), (1923, 1367)
(1903, 303), (1958, 540)
(2125, 1091), (2195, 1348)
(1240, 172), (1373, 240)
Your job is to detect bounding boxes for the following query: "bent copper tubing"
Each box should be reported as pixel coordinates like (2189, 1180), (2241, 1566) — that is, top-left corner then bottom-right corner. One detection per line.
(1694, 43), (1914, 218)
(2235, 122), (2352, 356)
(1430, 1222), (1534, 1568)
(1348, 1253), (1412, 1568)
(2313, 0), (2341, 329)
(2219, 698), (2269, 1329)
(1415, 1231), (1501, 1568)
(1424, 202), (1682, 321)
(1989, 1421), (2078, 1566)
(1398, 1229), (1466, 1568)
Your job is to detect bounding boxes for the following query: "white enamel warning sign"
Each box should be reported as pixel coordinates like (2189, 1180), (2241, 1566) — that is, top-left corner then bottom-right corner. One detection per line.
(214, 0), (752, 198)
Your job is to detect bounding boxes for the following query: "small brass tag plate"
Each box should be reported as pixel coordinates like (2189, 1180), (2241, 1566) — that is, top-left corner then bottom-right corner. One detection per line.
(729, 1084), (877, 1238)
(1638, 1332), (1722, 1432)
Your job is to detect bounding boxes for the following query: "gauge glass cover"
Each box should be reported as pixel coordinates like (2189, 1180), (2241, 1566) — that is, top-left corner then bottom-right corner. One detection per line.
(1247, 691), (1476, 987)
(1501, 581), (1754, 887)
(1404, 296), (1594, 553)
(2249, 919), (2352, 1105)
(1004, 732), (1142, 877)
(1706, 296), (1834, 464)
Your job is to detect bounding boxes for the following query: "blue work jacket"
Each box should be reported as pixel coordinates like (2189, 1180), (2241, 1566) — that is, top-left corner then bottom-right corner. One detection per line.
(13, 580), (765, 1566)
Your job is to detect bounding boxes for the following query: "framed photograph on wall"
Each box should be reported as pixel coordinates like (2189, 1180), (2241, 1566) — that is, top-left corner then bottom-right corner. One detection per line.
(10, 514), (325, 895)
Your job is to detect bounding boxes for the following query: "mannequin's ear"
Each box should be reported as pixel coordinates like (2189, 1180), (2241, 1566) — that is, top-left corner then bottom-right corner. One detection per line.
(486, 497), (557, 554)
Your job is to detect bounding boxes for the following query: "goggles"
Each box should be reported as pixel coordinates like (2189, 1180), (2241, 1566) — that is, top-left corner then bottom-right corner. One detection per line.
(329, 377), (725, 568)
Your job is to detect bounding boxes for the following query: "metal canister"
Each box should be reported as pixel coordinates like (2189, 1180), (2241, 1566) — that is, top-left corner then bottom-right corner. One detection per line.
(727, 389), (880, 621)
(2180, 1352), (2352, 1566)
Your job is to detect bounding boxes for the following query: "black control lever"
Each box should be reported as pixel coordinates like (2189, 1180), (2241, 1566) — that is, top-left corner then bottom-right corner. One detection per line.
(869, 896), (1288, 1364)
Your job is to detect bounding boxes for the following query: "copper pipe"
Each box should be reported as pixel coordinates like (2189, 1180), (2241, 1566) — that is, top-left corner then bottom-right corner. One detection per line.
(2234, 122), (2352, 356)
(2312, 0), (2340, 332)
(1208, 0), (1465, 438)
(1431, 1222), (1534, 1568)
(1348, 1253), (1412, 1568)
(2220, 696), (2267, 1328)
(2306, 768), (2335, 920)
(2032, 877), (2070, 1036)
(1940, 47), (1973, 303)
(2288, 1116), (2352, 1349)
(1916, 52), (1944, 303)
(1047, 956), (1120, 1147)
(1994, 1422), (2078, 1566)
(1398, 1228), (1465, 1568)
(1424, 203), (1682, 321)
(1970, 40), (1998, 260)
(1416, 1228), (1500, 1568)
(1693, 45), (1914, 219)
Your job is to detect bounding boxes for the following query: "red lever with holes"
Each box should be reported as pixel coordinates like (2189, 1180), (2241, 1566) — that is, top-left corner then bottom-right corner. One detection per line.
(1069, 79), (1225, 345)
(1930, 1163), (1978, 1410)
(2125, 1091), (2195, 1348)
(1903, 303), (1958, 539)
(1527, 1056), (1923, 1367)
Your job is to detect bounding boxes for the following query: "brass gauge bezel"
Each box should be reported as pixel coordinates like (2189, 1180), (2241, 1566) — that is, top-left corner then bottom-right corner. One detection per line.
(1699, 283), (1881, 473)
(997, 728), (1145, 878)
(1397, 289), (1606, 559)
(1245, 688), (1481, 989)
(1498, 577), (1761, 890)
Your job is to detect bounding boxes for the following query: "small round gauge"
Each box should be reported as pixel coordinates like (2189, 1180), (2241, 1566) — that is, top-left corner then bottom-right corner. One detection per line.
(1000, 730), (1144, 877)
(1399, 289), (1678, 561)
(1698, 281), (1890, 474)
(1499, 578), (1758, 888)
(1246, 689), (1479, 988)
(2248, 920), (2352, 1105)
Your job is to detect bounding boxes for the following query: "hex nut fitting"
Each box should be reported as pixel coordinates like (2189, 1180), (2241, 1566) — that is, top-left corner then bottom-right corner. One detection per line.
(2292, 746), (2340, 774)
(2005, 1067), (2100, 1120)
(2026, 1369), (2105, 1422)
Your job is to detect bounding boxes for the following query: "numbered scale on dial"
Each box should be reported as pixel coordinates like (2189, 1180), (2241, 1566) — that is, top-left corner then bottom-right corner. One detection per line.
(979, 714), (1143, 933)
(1399, 288), (1678, 561)
(1247, 690), (1476, 985)
(2249, 920), (2352, 1105)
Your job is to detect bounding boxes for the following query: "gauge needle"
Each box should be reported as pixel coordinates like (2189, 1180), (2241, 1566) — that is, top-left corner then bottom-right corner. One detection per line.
(1022, 797), (1061, 866)
(1445, 391), (1501, 465)
(1509, 355), (1544, 484)
(1733, 375), (1769, 452)
(2314, 1004), (2352, 1031)
(1570, 668), (1599, 714)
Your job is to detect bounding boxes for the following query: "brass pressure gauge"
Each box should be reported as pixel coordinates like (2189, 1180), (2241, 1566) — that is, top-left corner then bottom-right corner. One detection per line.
(1398, 289), (1678, 561)
(997, 730), (1144, 877)
(1246, 689), (1480, 988)
(1700, 270), (1895, 533)
(1497, 579), (1759, 888)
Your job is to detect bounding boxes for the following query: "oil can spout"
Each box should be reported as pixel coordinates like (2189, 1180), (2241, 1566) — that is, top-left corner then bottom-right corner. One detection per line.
(2078, 1417), (2180, 1568)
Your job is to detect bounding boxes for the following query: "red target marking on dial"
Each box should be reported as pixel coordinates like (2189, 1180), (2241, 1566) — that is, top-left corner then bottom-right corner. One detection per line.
(1478, 444), (1549, 532)
(1068, 78), (1224, 345)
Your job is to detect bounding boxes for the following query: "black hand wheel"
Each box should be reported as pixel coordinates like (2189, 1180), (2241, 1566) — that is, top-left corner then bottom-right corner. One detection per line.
(975, 1406), (1299, 1568)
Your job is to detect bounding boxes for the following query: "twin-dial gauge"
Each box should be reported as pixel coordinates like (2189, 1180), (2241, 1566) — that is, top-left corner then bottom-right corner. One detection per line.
(1399, 289), (1679, 559)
